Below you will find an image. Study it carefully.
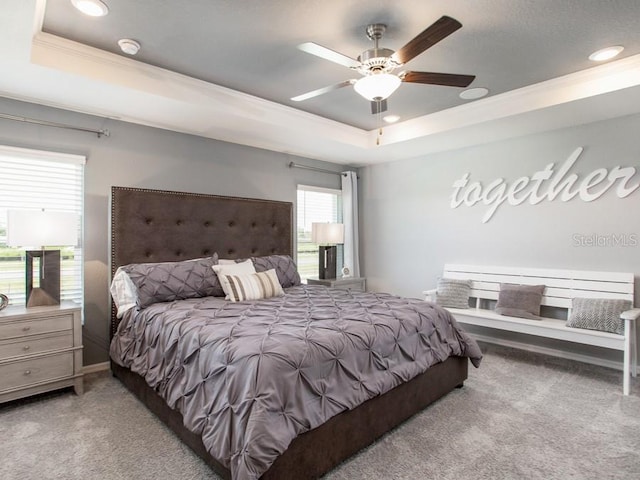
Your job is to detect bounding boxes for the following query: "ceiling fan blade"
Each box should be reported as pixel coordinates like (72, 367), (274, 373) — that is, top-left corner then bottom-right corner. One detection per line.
(298, 42), (361, 69)
(402, 71), (475, 87)
(391, 16), (462, 65)
(371, 99), (388, 115)
(291, 80), (356, 102)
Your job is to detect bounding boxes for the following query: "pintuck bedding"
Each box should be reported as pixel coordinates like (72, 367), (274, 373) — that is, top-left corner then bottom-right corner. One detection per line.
(110, 284), (482, 480)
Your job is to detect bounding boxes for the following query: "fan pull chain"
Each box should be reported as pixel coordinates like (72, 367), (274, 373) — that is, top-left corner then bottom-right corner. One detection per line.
(376, 106), (383, 146)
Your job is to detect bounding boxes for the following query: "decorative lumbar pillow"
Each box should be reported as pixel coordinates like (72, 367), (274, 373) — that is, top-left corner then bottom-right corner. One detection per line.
(121, 255), (223, 309)
(216, 254), (302, 288)
(217, 269), (284, 302)
(495, 283), (545, 319)
(435, 278), (472, 309)
(566, 298), (632, 335)
(212, 259), (257, 299)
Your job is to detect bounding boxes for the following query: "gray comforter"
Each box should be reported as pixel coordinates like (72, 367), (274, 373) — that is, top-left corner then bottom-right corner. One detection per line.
(110, 285), (482, 480)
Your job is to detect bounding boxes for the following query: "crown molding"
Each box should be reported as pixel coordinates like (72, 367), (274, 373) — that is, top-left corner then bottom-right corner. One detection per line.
(1, 0), (639, 165)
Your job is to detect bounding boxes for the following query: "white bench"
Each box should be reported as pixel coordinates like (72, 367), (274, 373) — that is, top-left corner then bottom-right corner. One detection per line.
(424, 264), (639, 395)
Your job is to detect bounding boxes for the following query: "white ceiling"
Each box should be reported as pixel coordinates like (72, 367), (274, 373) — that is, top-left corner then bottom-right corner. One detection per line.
(1, 0), (640, 166)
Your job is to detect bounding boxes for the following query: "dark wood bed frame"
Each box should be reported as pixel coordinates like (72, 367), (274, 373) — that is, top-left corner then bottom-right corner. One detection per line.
(109, 186), (468, 479)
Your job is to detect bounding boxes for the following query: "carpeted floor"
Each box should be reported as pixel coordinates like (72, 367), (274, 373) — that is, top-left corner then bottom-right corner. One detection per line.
(1, 344), (639, 480)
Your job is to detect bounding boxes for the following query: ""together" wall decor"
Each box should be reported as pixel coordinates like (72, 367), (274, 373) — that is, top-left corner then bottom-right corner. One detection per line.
(450, 147), (639, 223)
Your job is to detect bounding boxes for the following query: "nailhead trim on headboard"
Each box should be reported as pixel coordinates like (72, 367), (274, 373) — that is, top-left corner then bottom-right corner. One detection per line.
(109, 186), (293, 338)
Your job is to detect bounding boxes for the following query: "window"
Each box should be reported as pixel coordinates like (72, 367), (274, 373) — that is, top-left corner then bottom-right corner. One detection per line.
(296, 185), (342, 282)
(0, 145), (84, 306)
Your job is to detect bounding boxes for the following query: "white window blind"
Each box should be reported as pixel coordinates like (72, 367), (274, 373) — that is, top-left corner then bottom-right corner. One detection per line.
(0, 145), (85, 307)
(296, 185), (342, 282)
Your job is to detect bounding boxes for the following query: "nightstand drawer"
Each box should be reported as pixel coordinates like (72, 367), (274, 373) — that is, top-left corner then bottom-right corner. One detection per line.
(0, 333), (73, 361)
(331, 282), (365, 292)
(0, 352), (74, 392)
(0, 315), (73, 340)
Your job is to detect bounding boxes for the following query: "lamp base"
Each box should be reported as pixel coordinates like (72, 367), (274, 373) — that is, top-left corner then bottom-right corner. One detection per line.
(318, 245), (337, 280)
(26, 250), (61, 307)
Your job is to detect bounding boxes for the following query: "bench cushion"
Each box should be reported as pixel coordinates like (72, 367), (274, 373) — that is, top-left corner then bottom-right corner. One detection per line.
(495, 283), (545, 319)
(567, 298), (632, 335)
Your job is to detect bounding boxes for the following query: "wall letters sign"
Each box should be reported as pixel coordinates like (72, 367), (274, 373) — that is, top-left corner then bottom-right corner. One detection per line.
(450, 147), (640, 223)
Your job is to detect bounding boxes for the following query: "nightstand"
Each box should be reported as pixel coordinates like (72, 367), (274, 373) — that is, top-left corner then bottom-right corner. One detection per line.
(0, 302), (83, 403)
(306, 277), (366, 292)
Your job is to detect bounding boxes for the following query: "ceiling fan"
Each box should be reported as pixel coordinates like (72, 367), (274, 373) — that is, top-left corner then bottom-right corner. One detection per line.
(291, 16), (475, 115)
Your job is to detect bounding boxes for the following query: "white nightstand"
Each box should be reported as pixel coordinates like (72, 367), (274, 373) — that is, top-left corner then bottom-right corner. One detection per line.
(306, 277), (366, 292)
(0, 302), (83, 403)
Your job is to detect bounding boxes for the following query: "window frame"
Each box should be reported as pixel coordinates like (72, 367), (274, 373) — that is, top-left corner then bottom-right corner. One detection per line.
(0, 145), (85, 308)
(296, 184), (343, 282)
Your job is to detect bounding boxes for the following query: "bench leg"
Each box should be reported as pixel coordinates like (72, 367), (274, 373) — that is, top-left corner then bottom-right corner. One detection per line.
(623, 319), (632, 396)
(631, 320), (637, 378)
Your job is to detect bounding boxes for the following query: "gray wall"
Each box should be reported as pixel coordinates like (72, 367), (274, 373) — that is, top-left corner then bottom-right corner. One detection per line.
(359, 112), (640, 365)
(0, 96), (347, 365)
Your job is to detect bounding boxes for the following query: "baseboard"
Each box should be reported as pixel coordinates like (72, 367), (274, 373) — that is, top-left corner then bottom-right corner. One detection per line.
(82, 361), (111, 374)
(473, 333), (627, 372)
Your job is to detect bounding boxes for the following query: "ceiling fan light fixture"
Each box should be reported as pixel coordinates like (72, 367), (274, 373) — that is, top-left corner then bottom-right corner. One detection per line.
(70, 0), (109, 17)
(588, 46), (624, 62)
(353, 74), (401, 101)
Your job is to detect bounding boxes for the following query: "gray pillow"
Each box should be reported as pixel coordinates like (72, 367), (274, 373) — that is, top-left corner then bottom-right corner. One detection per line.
(123, 254), (223, 308)
(495, 283), (545, 319)
(566, 298), (632, 335)
(436, 278), (472, 309)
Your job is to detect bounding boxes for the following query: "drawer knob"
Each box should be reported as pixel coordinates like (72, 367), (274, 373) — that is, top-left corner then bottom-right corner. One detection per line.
(24, 370), (31, 375)
(22, 326), (31, 332)
(23, 345), (31, 351)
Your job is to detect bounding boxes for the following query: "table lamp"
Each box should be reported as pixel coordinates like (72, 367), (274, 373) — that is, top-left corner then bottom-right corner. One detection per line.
(311, 222), (344, 279)
(7, 209), (78, 307)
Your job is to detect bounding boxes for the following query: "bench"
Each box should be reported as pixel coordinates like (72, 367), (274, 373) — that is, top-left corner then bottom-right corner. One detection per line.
(424, 264), (639, 395)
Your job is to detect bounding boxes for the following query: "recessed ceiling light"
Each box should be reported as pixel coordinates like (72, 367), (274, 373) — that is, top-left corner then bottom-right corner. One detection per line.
(118, 39), (141, 55)
(70, 0), (109, 17)
(383, 115), (400, 124)
(588, 46), (624, 62)
(459, 87), (489, 100)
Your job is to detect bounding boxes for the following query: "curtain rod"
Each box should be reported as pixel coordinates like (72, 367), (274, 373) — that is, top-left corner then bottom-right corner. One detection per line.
(289, 161), (357, 177)
(0, 113), (110, 138)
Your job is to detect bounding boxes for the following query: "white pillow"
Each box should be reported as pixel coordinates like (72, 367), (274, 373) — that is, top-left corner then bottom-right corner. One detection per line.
(217, 258), (239, 265)
(110, 268), (138, 318)
(216, 269), (284, 302)
(212, 259), (256, 299)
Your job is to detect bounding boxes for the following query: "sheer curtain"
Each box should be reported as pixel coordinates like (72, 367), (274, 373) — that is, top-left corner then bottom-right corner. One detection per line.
(341, 171), (360, 277)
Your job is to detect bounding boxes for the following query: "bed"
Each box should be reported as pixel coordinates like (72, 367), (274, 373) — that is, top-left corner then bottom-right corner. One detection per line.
(109, 186), (482, 480)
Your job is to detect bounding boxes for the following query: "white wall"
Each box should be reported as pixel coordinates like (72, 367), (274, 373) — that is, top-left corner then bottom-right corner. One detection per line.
(359, 113), (640, 366)
(0, 96), (349, 365)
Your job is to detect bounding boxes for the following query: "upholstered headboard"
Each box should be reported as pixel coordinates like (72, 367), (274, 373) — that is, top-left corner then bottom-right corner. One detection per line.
(109, 186), (293, 336)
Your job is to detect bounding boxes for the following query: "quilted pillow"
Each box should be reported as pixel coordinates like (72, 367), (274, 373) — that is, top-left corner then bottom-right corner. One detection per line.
(566, 298), (632, 334)
(435, 278), (472, 309)
(122, 255), (223, 309)
(217, 269), (284, 302)
(495, 283), (545, 319)
(252, 255), (301, 288)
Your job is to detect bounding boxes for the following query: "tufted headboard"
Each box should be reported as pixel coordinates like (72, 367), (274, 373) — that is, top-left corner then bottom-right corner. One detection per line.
(109, 186), (293, 337)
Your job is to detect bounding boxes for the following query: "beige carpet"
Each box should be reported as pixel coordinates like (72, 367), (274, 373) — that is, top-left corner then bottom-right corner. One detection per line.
(1, 344), (639, 480)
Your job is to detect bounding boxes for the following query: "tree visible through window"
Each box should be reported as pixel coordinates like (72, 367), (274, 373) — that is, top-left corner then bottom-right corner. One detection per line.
(0, 146), (84, 307)
(296, 185), (342, 282)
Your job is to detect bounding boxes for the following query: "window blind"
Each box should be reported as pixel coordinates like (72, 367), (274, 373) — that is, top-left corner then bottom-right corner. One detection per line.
(0, 145), (85, 306)
(296, 185), (342, 282)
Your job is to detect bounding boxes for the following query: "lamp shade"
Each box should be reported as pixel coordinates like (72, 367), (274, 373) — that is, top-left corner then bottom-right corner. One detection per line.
(311, 222), (344, 245)
(353, 73), (402, 101)
(7, 210), (78, 248)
